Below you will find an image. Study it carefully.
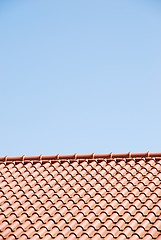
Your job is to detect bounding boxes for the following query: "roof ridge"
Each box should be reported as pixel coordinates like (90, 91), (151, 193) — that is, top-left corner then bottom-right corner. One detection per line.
(0, 152), (161, 162)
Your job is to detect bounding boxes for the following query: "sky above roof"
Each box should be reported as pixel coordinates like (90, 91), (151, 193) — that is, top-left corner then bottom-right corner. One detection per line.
(0, 0), (161, 156)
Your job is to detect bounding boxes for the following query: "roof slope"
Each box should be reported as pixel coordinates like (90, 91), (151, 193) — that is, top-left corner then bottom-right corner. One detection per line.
(0, 153), (161, 239)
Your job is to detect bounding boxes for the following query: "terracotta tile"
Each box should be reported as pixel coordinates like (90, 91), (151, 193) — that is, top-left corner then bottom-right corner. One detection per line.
(141, 219), (152, 231)
(42, 234), (52, 240)
(104, 219), (114, 230)
(147, 212), (157, 223)
(93, 219), (102, 230)
(110, 226), (120, 238)
(99, 212), (107, 223)
(130, 234), (141, 240)
(121, 199), (130, 209)
(92, 233), (102, 240)
(153, 220), (161, 231)
(116, 205), (125, 216)
(61, 226), (71, 238)
(79, 233), (89, 240)
(110, 212), (120, 223)
(99, 226), (108, 237)
(48, 226), (59, 237)
(66, 233), (77, 240)
(143, 235), (153, 240)
(117, 235), (127, 240)
(122, 226), (134, 238)
(7, 235), (17, 240)
(136, 226), (147, 238)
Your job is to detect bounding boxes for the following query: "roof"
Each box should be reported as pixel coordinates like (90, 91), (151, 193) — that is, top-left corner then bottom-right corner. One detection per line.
(0, 152), (161, 240)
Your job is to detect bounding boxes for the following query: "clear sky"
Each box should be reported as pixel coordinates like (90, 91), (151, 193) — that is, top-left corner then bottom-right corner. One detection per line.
(0, 0), (161, 156)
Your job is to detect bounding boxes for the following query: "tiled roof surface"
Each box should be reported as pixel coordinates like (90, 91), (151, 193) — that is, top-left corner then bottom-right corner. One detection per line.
(0, 153), (161, 240)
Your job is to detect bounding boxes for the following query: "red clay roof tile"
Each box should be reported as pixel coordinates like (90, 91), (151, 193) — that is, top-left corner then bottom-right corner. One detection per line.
(0, 152), (161, 239)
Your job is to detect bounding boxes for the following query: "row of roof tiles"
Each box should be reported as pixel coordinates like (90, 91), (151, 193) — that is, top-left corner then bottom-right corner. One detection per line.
(1, 152), (161, 162)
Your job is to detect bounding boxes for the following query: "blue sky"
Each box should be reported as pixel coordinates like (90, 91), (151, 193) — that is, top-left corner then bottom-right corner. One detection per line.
(0, 0), (161, 156)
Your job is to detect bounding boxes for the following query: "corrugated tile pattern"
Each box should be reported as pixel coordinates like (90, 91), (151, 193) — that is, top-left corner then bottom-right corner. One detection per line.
(0, 157), (161, 239)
